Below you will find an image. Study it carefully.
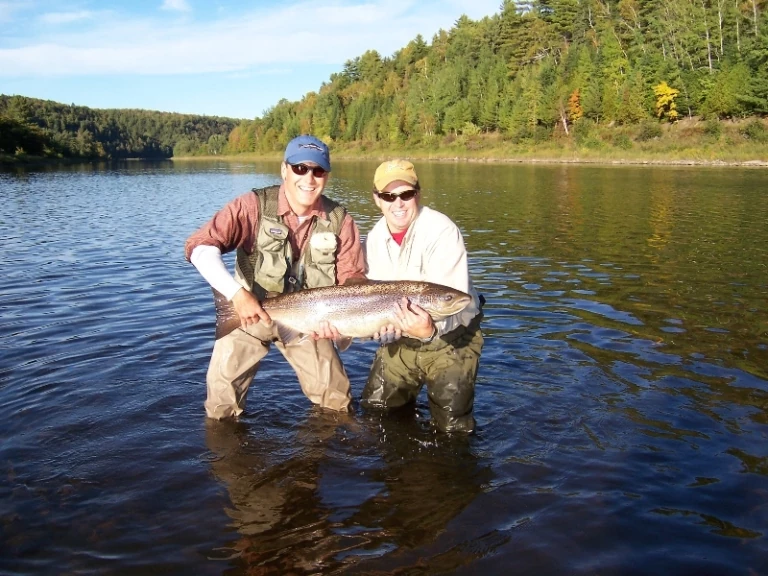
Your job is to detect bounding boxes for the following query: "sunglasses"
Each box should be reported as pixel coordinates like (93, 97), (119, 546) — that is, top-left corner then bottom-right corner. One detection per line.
(288, 163), (328, 178)
(376, 189), (418, 202)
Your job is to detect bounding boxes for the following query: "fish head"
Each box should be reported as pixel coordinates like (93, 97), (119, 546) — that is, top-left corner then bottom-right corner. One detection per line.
(414, 283), (472, 319)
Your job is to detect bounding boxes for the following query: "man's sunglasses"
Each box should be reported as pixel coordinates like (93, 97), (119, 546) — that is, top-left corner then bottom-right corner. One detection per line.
(288, 163), (328, 178)
(376, 189), (418, 202)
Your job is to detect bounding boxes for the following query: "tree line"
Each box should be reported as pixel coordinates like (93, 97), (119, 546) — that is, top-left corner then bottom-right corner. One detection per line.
(228, 0), (768, 154)
(0, 95), (238, 159)
(3, 0), (767, 161)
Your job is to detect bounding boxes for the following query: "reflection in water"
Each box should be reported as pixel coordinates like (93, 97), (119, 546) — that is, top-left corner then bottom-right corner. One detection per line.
(2, 161), (767, 574)
(205, 409), (492, 574)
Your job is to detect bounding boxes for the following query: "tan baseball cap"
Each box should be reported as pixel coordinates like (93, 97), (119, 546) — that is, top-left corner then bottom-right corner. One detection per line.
(373, 160), (418, 191)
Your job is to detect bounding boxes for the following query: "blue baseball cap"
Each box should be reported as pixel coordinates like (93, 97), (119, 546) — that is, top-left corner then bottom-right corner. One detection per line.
(284, 135), (331, 172)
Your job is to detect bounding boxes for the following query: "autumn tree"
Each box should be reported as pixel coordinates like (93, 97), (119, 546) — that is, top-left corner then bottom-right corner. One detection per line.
(654, 81), (680, 121)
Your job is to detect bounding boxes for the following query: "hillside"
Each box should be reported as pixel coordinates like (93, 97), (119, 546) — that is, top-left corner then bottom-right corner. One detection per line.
(0, 95), (240, 161)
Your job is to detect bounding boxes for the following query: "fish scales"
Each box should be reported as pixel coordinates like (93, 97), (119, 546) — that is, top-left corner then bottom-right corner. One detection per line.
(265, 288), (421, 338)
(213, 280), (471, 344)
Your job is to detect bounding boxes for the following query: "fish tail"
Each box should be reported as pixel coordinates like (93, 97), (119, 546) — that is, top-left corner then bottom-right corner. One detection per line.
(213, 288), (242, 340)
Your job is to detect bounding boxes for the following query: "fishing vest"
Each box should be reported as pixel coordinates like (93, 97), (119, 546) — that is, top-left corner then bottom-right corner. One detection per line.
(234, 185), (347, 300)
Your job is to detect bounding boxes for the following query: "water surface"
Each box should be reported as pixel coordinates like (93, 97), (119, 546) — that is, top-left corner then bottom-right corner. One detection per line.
(1, 160), (766, 575)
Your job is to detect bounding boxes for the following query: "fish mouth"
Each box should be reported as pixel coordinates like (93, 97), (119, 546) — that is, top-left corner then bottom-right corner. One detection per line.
(429, 293), (472, 318)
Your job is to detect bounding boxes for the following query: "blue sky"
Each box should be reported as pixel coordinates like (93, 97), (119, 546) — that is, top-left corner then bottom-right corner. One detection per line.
(0, 0), (502, 119)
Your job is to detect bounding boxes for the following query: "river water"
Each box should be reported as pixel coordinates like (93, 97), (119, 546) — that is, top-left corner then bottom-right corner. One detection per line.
(1, 159), (766, 575)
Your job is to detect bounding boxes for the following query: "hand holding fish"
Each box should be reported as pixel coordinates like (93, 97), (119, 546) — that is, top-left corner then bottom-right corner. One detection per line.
(374, 323), (401, 345)
(393, 297), (434, 340)
(311, 320), (340, 341)
(231, 288), (272, 329)
(213, 281), (470, 342)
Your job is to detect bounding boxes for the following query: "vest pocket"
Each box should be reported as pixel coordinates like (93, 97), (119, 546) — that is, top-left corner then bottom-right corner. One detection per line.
(255, 223), (290, 293)
(305, 232), (337, 288)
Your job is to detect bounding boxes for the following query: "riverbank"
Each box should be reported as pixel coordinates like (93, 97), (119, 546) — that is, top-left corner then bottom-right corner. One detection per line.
(172, 149), (768, 168)
(6, 150), (767, 168)
(203, 149), (768, 166)
(5, 118), (767, 168)
(177, 118), (768, 167)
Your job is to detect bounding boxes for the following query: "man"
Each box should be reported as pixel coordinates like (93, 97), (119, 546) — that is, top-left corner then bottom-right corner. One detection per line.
(184, 135), (366, 419)
(362, 159), (484, 433)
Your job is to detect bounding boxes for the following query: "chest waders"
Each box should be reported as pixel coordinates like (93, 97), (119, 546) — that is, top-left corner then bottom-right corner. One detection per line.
(204, 186), (353, 419)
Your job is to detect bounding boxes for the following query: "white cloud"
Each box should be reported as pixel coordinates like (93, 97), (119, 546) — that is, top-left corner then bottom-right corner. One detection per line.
(161, 0), (191, 12)
(39, 10), (94, 25)
(0, 1), (501, 77)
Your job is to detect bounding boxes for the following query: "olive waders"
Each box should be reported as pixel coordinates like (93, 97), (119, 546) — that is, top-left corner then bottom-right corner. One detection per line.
(361, 311), (484, 433)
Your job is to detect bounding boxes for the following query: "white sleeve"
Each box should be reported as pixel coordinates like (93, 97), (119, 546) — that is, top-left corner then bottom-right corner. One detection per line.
(189, 245), (243, 301)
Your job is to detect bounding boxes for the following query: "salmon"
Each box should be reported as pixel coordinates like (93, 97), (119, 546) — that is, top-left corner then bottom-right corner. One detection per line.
(213, 280), (471, 347)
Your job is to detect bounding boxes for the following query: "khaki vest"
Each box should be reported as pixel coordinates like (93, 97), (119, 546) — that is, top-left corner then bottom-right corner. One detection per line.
(234, 185), (346, 300)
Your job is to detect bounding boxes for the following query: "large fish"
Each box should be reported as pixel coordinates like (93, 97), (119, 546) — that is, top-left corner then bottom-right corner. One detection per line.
(213, 280), (471, 347)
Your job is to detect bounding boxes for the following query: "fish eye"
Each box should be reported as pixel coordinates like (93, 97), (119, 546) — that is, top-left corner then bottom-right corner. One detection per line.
(442, 294), (453, 302)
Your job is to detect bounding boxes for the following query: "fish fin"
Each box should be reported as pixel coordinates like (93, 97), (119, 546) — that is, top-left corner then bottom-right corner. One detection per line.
(274, 322), (306, 346)
(213, 289), (242, 340)
(342, 276), (369, 285)
(336, 337), (353, 352)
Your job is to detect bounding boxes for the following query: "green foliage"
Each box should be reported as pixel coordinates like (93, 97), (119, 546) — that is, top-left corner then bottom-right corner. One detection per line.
(0, 115), (47, 155)
(0, 94), (238, 159)
(572, 117), (599, 148)
(740, 119), (768, 143)
(612, 133), (633, 150)
(635, 120), (663, 142)
(6, 1), (768, 159)
(704, 118), (722, 139)
(701, 63), (754, 118)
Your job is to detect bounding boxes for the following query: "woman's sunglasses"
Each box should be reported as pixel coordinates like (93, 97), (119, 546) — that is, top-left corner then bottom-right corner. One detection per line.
(289, 163), (328, 178)
(376, 189), (418, 202)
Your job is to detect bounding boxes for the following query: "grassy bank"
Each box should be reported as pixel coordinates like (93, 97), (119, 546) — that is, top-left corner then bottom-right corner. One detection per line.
(174, 118), (768, 167)
(330, 117), (768, 166)
(6, 118), (767, 168)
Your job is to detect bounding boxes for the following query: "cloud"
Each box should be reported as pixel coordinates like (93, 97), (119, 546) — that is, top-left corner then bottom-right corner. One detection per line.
(0, 1), (501, 77)
(161, 0), (191, 12)
(39, 11), (94, 25)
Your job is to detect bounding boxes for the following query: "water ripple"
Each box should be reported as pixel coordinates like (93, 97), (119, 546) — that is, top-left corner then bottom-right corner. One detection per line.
(1, 162), (767, 575)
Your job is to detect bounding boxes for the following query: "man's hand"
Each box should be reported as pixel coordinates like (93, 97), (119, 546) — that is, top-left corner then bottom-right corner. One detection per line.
(311, 320), (341, 341)
(393, 297), (434, 340)
(231, 288), (272, 329)
(374, 323), (402, 345)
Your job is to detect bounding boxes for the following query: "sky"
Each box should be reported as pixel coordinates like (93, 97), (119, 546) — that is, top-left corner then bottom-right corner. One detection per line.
(0, 0), (502, 119)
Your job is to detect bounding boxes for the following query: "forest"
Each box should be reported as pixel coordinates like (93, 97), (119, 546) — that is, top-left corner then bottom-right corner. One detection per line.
(227, 0), (768, 158)
(2, 0), (768, 162)
(0, 95), (238, 160)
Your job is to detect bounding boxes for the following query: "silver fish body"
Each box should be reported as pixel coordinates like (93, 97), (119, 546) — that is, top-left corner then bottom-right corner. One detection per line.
(213, 280), (471, 345)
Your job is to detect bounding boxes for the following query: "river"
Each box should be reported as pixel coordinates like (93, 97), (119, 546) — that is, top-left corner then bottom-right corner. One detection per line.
(1, 159), (766, 575)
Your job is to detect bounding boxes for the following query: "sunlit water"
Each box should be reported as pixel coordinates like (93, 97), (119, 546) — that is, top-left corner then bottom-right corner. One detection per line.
(1, 160), (766, 575)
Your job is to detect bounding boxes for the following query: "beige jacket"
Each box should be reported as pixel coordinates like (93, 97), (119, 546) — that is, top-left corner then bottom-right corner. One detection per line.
(364, 206), (480, 337)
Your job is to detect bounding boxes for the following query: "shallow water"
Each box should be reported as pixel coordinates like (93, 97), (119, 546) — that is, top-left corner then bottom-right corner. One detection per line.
(1, 160), (766, 575)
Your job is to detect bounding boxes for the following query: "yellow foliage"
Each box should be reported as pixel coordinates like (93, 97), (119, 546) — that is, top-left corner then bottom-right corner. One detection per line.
(654, 81), (680, 122)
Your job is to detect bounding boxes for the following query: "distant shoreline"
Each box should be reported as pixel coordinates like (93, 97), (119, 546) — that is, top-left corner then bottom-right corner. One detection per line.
(4, 152), (767, 169)
(170, 153), (768, 168)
